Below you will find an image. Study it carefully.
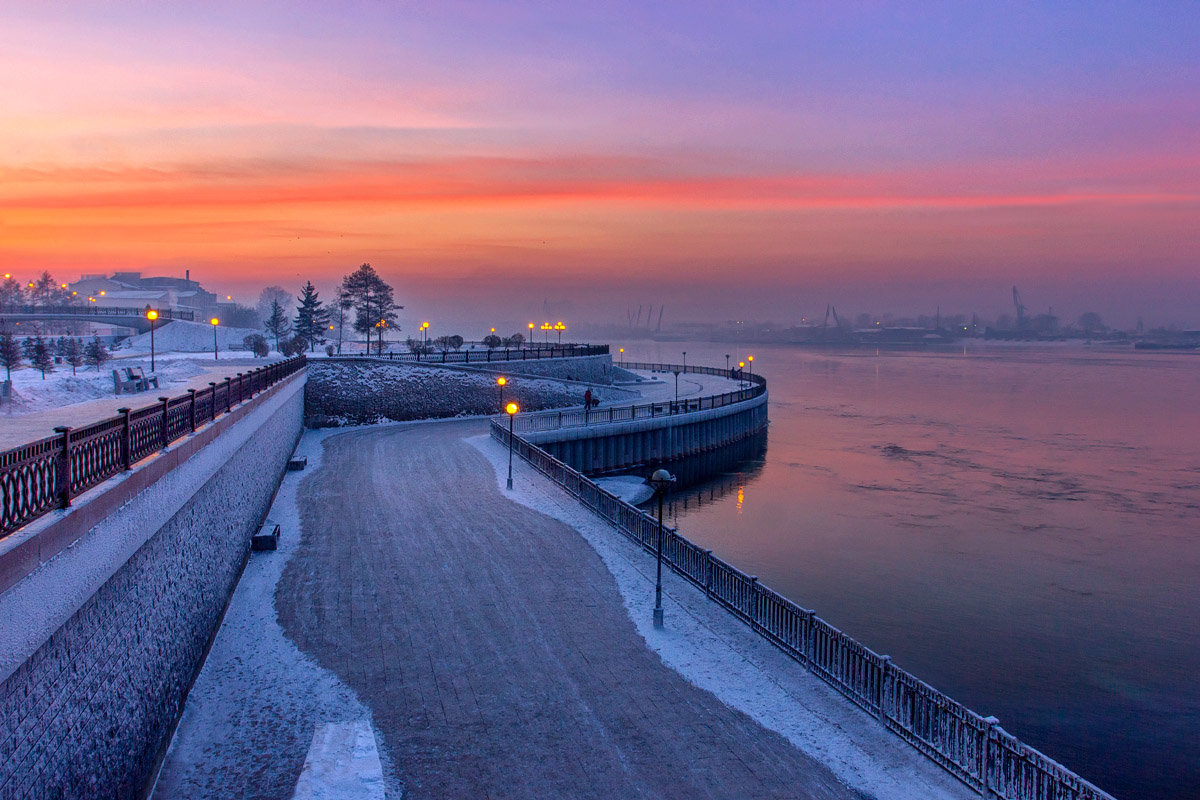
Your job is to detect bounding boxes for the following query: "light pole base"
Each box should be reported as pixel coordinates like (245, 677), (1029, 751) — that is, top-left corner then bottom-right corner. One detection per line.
(653, 607), (664, 628)
(506, 477), (513, 490)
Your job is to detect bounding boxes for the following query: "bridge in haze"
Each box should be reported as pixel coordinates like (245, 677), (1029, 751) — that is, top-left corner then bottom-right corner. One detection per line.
(0, 304), (194, 333)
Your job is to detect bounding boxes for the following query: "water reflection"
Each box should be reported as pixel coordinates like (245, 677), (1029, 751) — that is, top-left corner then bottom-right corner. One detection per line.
(617, 340), (1200, 800)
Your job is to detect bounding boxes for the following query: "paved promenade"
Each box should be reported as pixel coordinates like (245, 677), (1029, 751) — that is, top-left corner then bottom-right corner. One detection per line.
(276, 420), (864, 799)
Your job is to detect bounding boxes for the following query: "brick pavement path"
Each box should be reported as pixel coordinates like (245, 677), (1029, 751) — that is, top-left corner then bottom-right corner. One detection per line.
(278, 420), (867, 799)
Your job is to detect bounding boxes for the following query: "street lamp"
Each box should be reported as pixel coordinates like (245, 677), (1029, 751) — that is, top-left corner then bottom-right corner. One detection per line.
(554, 321), (566, 344)
(146, 308), (159, 371)
(619, 347), (625, 364)
(673, 369), (680, 409)
(540, 322), (552, 343)
(420, 321), (430, 360)
(375, 318), (388, 354)
(505, 402), (519, 489)
(747, 354), (754, 384)
(528, 322), (534, 345)
(648, 468), (676, 628)
(497, 376), (507, 408)
(210, 317), (219, 360)
(725, 354), (730, 373)
(682, 351), (687, 371)
(738, 361), (745, 387)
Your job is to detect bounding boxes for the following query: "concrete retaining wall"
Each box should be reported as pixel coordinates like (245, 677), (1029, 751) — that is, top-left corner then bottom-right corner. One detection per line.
(0, 373), (305, 800)
(306, 359), (623, 426)
(526, 392), (769, 475)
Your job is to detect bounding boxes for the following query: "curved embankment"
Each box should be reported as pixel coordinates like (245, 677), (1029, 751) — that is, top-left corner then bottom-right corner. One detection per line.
(304, 358), (636, 426)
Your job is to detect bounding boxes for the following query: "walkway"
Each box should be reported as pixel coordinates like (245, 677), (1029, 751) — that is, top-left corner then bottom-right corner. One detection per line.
(275, 420), (861, 799)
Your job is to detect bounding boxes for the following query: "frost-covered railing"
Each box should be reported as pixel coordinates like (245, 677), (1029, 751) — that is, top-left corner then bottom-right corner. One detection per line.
(513, 361), (765, 434)
(330, 343), (608, 364)
(0, 304), (195, 321)
(0, 355), (306, 538)
(490, 395), (1117, 800)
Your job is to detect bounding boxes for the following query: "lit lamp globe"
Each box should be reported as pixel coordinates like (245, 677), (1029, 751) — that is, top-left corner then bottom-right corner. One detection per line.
(210, 317), (220, 360)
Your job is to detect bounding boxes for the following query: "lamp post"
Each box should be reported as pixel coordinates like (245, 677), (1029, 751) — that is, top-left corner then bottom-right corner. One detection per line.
(682, 351), (686, 371)
(725, 354), (730, 373)
(748, 354), (754, 384)
(505, 402), (519, 489)
(648, 468), (676, 628)
(540, 322), (552, 344)
(210, 317), (219, 360)
(497, 376), (507, 408)
(146, 308), (159, 372)
(673, 369), (680, 410)
(554, 321), (566, 344)
(420, 321), (430, 360)
(528, 322), (534, 345)
(619, 347), (625, 365)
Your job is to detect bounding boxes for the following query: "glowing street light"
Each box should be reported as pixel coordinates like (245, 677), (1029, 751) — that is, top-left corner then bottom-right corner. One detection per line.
(648, 468), (676, 628)
(748, 354), (754, 384)
(497, 376), (507, 408)
(738, 361), (745, 387)
(420, 321), (430, 359)
(505, 402), (519, 489)
(146, 308), (159, 371)
(540, 322), (552, 343)
(210, 317), (220, 360)
(553, 321), (566, 344)
(618, 347), (624, 364)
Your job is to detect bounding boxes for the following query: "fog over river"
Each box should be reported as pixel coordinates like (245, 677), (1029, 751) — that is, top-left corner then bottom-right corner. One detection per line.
(617, 340), (1200, 800)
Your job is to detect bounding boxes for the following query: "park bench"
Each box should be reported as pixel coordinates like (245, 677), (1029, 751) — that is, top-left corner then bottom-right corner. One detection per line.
(112, 367), (160, 394)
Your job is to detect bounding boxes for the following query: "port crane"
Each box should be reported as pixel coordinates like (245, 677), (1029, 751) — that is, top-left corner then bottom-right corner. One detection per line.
(822, 304), (841, 329)
(1012, 286), (1027, 328)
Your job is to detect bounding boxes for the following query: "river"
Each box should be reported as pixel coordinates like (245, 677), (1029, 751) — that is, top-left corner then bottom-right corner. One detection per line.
(617, 340), (1199, 800)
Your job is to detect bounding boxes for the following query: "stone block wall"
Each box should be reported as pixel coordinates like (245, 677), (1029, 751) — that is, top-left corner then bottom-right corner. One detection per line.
(305, 359), (620, 427)
(0, 378), (304, 799)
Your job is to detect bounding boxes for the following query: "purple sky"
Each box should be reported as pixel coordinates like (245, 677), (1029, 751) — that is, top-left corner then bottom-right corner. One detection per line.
(2, 1), (1197, 330)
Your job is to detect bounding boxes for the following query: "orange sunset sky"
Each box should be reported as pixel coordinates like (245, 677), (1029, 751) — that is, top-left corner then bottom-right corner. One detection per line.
(2, 2), (1198, 329)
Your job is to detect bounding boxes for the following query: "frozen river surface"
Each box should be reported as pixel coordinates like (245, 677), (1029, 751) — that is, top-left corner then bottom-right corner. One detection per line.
(621, 340), (1200, 800)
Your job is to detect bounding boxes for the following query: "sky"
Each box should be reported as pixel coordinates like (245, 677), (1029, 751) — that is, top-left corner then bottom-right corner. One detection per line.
(1, 1), (1198, 331)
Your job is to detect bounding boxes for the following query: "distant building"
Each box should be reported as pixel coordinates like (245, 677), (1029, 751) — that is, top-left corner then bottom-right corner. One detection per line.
(69, 270), (230, 317)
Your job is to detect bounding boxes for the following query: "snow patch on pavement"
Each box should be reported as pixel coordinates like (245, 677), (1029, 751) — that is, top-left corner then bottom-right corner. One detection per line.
(292, 720), (386, 800)
(468, 433), (971, 800)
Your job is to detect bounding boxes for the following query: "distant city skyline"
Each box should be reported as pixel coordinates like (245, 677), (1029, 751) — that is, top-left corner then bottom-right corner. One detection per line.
(2, 2), (1197, 328)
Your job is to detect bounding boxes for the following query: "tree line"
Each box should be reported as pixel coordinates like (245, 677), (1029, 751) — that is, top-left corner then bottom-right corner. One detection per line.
(0, 332), (110, 381)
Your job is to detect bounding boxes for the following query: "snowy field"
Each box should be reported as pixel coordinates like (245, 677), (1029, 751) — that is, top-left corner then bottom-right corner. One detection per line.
(124, 319), (262, 353)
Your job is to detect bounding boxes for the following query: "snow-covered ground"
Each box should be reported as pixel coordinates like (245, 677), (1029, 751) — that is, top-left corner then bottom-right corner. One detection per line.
(594, 475), (655, 505)
(124, 319), (262, 353)
(470, 432), (972, 800)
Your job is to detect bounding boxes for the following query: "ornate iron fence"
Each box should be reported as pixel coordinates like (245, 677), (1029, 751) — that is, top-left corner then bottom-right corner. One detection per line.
(490, 363), (1117, 800)
(0, 355), (305, 538)
(328, 343), (608, 364)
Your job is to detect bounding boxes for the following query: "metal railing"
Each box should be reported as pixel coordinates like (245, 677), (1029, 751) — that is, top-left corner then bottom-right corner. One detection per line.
(0, 355), (306, 538)
(513, 361), (765, 434)
(330, 343), (608, 364)
(490, 370), (1116, 800)
(0, 305), (195, 320)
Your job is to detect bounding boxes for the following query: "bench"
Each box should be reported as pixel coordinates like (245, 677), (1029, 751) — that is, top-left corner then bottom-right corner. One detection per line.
(126, 367), (159, 391)
(113, 369), (140, 395)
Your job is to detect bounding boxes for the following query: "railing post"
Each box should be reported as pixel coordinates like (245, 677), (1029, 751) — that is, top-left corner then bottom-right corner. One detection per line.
(119, 408), (132, 470)
(159, 397), (170, 449)
(805, 610), (816, 667)
(876, 656), (891, 721)
(981, 717), (999, 798)
(208, 382), (217, 421)
(236, 372), (244, 404)
(749, 576), (759, 627)
(704, 549), (713, 597)
(54, 426), (72, 508)
(188, 389), (197, 431)
(225, 378), (232, 412)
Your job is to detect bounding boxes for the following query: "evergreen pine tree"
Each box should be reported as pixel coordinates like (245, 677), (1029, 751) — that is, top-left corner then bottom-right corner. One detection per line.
(0, 330), (21, 380)
(65, 338), (84, 375)
(340, 263), (401, 353)
(84, 337), (109, 371)
(264, 300), (291, 353)
(293, 281), (331, 352)
(31, 335), (53, 378)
